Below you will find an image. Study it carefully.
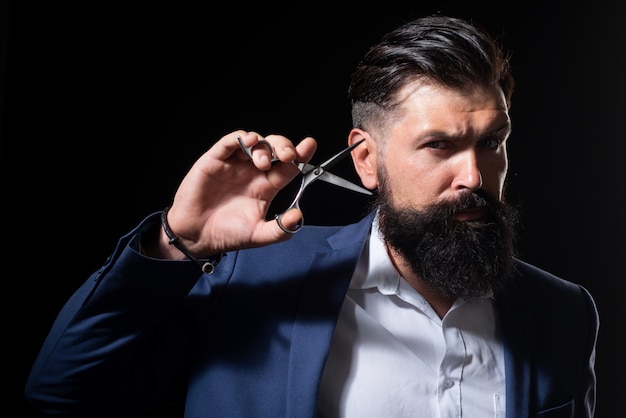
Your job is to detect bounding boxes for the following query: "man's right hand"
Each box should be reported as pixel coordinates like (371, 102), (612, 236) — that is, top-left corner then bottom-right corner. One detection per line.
(146, 130), (318, 262)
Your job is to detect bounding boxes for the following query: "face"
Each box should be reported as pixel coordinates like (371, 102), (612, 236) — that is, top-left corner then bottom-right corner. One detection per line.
(377, 81), (511, 211)
(350, 81), (517, 299)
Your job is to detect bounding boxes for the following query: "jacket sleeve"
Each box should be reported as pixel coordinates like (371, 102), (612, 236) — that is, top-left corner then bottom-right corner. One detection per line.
(24, 212), (219, 417)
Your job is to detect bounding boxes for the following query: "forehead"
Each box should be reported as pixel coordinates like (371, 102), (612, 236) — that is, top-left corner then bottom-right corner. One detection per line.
(391, 80), (510, 135)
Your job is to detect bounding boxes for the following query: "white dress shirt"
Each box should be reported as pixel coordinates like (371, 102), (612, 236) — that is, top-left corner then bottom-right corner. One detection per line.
(317, 218), (506, 418)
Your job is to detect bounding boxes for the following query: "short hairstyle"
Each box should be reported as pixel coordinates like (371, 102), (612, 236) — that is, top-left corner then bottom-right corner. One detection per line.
(349, 15), (514, 132)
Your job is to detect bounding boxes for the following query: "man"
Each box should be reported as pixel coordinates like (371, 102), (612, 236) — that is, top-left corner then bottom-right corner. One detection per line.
(25, 15), (598, 417)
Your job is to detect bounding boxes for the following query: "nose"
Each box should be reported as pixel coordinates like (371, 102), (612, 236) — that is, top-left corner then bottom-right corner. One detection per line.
(452, 151), (483, 191)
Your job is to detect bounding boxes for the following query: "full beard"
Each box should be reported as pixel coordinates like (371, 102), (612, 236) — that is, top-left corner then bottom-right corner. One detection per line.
(376, 182), (519, 300)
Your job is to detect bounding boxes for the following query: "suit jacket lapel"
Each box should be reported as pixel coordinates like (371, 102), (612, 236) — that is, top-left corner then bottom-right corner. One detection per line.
(496, 266), (533, 418)
(285, 215), (373, 417)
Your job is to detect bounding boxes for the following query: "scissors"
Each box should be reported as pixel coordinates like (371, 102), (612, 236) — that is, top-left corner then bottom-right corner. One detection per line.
(237, 136), (373, 233)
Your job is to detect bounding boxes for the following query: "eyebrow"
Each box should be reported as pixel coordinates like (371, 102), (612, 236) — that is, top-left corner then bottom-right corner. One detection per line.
(486, 123), (512, 139)
(422, 122), (512, 142)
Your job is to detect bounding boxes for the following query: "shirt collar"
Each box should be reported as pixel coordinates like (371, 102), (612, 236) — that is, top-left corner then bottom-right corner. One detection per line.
(350, 213), (402, 294)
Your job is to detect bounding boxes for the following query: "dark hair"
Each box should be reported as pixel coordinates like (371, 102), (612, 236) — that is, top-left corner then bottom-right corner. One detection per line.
(349, 15), (514, 130)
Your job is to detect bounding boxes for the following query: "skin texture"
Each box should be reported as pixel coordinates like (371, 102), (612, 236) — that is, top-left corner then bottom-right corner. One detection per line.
(349, 80), (512, 316)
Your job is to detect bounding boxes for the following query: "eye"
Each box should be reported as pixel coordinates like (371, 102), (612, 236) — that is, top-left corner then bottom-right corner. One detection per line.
(478, 137), (501, 150)
(425, 140), (450, 149)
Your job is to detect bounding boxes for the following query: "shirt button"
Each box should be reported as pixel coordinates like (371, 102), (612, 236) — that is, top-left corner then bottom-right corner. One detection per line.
(445, 378), (454, 388)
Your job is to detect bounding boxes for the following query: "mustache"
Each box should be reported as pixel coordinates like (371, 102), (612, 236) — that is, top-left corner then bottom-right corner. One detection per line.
(434, 189), (499, 218)
(377, 189), (505, 232)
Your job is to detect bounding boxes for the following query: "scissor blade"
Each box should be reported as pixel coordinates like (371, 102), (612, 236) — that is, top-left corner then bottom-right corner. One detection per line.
(319, 138), (366, 171)
(295, 162), (316, 174)
(317, 171), (373, 195)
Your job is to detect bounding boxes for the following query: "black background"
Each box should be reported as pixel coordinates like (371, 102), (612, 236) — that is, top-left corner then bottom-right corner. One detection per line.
(2, 1), (624, 417)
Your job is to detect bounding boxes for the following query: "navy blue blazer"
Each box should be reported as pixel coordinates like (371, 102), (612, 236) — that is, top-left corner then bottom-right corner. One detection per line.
(26, 211), (598, 417)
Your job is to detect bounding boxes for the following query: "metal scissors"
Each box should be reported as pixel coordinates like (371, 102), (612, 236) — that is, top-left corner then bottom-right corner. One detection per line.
(237, 136), (373, 233)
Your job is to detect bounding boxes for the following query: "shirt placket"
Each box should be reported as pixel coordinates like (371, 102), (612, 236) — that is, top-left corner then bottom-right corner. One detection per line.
(438, 322), (466, 418)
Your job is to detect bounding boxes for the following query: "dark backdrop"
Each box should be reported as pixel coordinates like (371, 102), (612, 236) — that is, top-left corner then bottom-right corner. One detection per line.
(3, 1), (624, 417)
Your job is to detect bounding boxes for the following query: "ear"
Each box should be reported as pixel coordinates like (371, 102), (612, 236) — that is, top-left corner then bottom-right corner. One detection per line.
(349, 129), (379, 190)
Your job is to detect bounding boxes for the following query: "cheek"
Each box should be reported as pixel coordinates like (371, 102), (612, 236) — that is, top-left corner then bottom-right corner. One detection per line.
(486, 155), (509, 199)
(382, 159), (443, 206)
(497, 166), (508, 199)
(496, 150), (509, 183)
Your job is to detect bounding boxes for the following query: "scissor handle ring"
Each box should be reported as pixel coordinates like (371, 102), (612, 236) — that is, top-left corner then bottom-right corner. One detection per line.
(275, 212), (302, 234)
(237, 136), (279, 163)
(253, 140), (276, 160)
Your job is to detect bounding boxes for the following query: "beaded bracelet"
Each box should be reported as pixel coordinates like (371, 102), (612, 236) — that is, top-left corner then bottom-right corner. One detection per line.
(160, 206), (223, 274)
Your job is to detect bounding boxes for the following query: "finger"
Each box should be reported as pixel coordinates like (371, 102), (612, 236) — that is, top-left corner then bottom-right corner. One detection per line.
(293, 136), (317, 164)
(237, 133), (290, 170)
(210, 130), (263, 163)
(244, 208), (302, 247)
(250, 134), (316, 170)
(258, 134), (317, 164)
(275, 209), (304, 234)
(264, 136), (317, 187)
(247, 141), (276, 169)
(262, 134), (298, 163)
